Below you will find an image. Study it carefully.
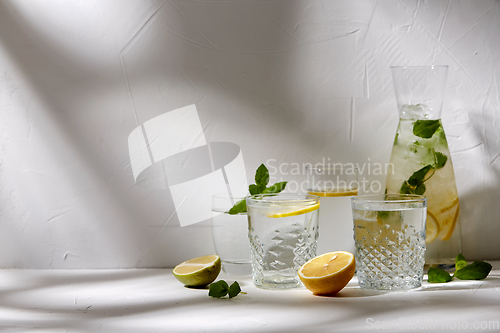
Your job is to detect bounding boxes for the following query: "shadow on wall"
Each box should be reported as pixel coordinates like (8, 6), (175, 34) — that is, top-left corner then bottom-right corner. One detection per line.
(118, 0), (372, 231)
(0, 1), (151, 266)
(458, 109), (500, 260)
(120, 1), (319, 140)
(1, 0), (322, 266)
(121, 0), (301, 228)
(120, 0), (369, 152)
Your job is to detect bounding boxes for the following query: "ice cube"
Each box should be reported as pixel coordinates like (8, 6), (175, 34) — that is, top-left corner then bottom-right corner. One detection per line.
(400, 104), (432, 119)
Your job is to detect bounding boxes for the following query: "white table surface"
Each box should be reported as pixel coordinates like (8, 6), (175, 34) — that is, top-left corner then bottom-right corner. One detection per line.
(1, 263), (499, 332)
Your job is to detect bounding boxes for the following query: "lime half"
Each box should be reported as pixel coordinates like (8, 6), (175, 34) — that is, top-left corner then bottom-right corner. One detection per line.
(172, 254), (221, 287)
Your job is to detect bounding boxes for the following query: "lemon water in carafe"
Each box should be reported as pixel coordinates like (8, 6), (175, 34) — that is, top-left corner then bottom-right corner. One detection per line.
(385, 66), (461, 269)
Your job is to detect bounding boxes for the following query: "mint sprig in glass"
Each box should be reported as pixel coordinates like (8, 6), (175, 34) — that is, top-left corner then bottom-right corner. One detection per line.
(227, 164), (287, 215)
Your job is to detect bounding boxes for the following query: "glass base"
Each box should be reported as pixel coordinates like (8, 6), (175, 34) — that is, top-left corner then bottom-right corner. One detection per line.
(359, 276), (422, 291)
(253, 273), (302, 290)
(221, 261), (252, 276)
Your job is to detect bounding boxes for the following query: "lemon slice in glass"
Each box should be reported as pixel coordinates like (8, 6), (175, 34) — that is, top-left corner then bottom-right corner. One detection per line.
(307, 190), (358, 197)
(267, 202), (320, 218)
(425, 211), (440, 244)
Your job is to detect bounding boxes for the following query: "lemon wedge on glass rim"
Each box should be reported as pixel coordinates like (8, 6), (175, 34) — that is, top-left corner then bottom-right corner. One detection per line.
(267, 202), (320, 218)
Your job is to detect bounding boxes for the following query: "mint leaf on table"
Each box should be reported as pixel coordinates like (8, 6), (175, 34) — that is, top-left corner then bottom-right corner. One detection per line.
(427, 254), (492, 284)
(455, 253), (468, 272)
(255, 164), (270, 186)
(455, 261), (492, 280)
(428, 267), (452, 283)
(228, 281), (242, 298)
(209, 280), (229, 298)
(413, 119), (441, 139)
(227, 199), (247, 215)
(209, 280), (243, 299)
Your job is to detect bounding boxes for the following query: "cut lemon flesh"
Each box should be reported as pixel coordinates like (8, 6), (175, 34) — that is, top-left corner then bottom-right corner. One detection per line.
(440, 202), (459, 241)
(425, 198), (459, 242)
(298, 251), (355, 295)
(267, 202), (320, 218)
(425, 211), (440, 244)
(307, 190), (358, 197)
(172, 255), (221, 287)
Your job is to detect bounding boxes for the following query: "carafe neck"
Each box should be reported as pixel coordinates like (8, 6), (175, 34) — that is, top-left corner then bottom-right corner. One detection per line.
(391, 66), (448, 120)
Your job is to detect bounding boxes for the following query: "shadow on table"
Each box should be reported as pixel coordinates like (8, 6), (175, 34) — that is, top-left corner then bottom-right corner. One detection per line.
(309, 273), (500, 297)
(330, 287), (387, 298)
(1, 269), (499, 332)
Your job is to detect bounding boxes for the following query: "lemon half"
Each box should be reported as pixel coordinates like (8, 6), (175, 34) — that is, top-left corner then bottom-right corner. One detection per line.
(298, 251), (355, 295)
(172, 254), (221, 287)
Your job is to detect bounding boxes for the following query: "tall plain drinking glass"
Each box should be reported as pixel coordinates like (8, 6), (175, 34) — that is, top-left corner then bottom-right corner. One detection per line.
(306, 165), (358, 255)
(352, 194), (427, 291)
(211, 194), (252, 276)
(246, 193), (320, 289)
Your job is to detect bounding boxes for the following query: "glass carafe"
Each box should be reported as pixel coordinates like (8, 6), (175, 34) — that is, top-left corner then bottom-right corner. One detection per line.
(386, 66), (461, 269)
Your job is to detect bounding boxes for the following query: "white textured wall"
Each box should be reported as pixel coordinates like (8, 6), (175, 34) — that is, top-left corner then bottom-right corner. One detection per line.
(0, 0), (499, 268)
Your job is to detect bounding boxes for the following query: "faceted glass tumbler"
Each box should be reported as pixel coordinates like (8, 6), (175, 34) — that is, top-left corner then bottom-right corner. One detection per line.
(246, 193), (320, 289)
(352, 194), (427, 291)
